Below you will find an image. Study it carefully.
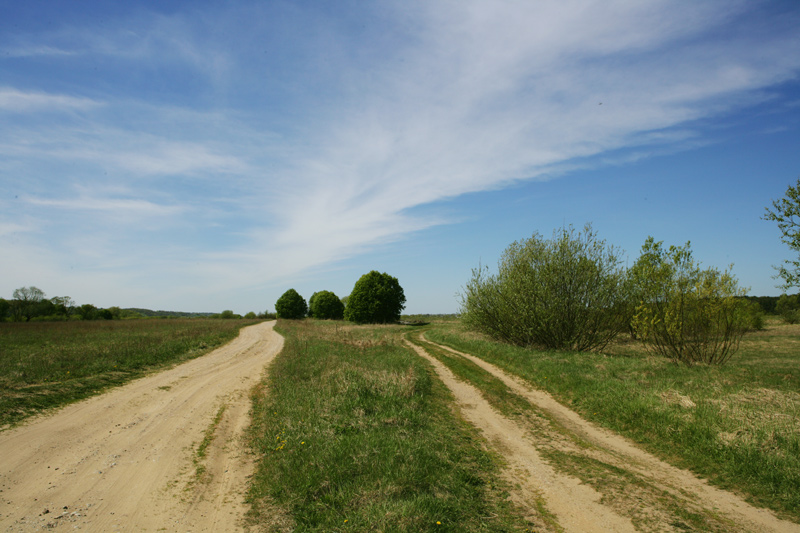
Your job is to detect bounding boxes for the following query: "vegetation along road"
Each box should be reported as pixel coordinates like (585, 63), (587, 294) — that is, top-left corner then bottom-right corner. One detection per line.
(1, 318), (799, 531)
(0, 321), (282, 532)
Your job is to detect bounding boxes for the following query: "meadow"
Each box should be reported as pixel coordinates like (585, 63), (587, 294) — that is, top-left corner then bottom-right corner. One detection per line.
(2, 315), (798, 528)
(422, 317), (800, 522)
(0, 318), (259, 427)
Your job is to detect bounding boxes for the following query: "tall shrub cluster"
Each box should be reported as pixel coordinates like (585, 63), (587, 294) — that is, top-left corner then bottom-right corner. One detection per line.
(460, 225), (627, 352)
(628, 238), (749, 365)
(461, 226), (751, 364)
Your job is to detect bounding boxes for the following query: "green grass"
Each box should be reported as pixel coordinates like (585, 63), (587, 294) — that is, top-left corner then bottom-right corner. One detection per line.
(246, 319), (536, 532)
(424, 318), (800, 521)
(0, 318), (260, 428)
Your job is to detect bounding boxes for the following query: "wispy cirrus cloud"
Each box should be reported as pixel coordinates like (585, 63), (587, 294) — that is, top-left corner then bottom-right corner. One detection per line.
(1, 0), (799, 310)
(0, 87), (102, 112)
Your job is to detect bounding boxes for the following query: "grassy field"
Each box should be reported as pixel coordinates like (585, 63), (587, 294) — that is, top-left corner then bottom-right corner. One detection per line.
(246, 319), (537, 532)
(0, 318), (259, 428)
(423, 317), (800, 521)
(3, 314), (798, 527)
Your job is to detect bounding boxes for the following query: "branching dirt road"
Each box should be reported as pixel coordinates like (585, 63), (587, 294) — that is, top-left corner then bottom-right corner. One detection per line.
(3, 320), (798, 532)
(407, 335), (800, 533)
(0, 321), (283, 532)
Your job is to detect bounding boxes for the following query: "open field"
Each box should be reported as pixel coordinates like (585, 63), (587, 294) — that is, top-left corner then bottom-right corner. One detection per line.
(0, 318), (260, 428)
(1, 316), (798, 530)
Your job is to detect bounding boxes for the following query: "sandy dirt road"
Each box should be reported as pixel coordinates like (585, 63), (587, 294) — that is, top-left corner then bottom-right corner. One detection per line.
(0, 321), (283, 532)
(407, 335), (800, 533)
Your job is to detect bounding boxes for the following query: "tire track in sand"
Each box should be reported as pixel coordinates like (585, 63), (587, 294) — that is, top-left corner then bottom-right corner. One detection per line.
(406, 335), (800, 533)
(0, 321), (283, 532)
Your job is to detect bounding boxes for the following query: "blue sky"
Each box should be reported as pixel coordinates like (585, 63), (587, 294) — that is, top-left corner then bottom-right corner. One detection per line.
(1, 0), (799, 314)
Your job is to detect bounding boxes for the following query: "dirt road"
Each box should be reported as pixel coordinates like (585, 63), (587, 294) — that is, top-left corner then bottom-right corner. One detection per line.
(407, 335), (800, 533)
(0, 321), (283, 532)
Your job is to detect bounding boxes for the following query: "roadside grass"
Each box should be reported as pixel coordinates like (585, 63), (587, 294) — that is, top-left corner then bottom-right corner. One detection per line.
(246, 319), (537, 532)
(425, 318), (800, 522)
(407, 331), (739, 532)
(0, 319), (260, 428)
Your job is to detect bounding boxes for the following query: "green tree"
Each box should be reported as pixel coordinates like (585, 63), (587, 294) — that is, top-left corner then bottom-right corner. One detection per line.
(629, 238), (749, 365)
(78, 303), (98, 320)
(309, 290), (345, 320)
(345, 271), (406, 324)
(764, 178), (800, 289)
(460, 224), (627, 351)
(50, 296), (76, 317)
(0, 298), (9, 321)
(307, 292), (319, 318)
(11, 286), (46, 321)
(275, 289), (308, 319)
(775, 293), (799, 324)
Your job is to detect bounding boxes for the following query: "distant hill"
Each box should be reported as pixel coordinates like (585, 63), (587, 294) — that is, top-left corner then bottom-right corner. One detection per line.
(122, 308), (216, 318)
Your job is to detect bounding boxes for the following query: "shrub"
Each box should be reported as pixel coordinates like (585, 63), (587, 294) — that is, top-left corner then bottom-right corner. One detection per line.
(629, 238), (749, 365)
(309, 290), (345, 320)
(344, 271), (406, 324)
(741, 300), (766, 331)
(775, 293), (800, 324)
(275, 289), (308, 320)
(460, 224), (628, 351)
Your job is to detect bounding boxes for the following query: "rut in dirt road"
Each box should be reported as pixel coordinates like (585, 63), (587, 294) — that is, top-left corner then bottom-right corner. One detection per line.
(0, 321), (283, 532)
(407, 334), (800, 533)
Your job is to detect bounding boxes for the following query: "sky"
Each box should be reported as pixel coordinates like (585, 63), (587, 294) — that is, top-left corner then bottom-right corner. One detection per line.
(1, 0), (799, 315)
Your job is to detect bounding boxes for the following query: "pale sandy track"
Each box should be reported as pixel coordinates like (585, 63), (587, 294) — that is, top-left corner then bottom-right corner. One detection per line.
(0, 321), (283, 532)
(408, 336), (800, 533)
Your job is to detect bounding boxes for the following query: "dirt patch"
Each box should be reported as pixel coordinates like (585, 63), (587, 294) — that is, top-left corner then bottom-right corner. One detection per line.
(0, 321), (283, 532)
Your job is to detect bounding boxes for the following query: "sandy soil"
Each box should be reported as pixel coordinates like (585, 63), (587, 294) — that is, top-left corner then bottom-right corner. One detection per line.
(407, 336), (800, 533)
(0, 321), (283, 532)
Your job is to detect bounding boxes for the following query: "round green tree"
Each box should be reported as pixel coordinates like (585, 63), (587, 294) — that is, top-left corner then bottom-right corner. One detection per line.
(309, 290), (345, 320)
(344, 271), (406, 324)
(275, 288), (307, 319)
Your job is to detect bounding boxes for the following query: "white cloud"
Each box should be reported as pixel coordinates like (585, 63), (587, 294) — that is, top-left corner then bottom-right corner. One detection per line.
(0, 87), (102, 112)
(25, 195), (184, 217)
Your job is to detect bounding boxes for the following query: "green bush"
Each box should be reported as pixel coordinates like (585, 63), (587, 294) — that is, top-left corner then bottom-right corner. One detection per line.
(629, 238), (749, 365)
(775, 293), (800, 324)
(741, 300), (766, 331)
(460, 224), (628, 351)
(344, 271), (406, 324)
(309, 290), (344, 320)
(275, 289), (307, 320)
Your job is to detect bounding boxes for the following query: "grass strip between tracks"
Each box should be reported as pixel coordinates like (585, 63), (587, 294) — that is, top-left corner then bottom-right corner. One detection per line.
(246, 319), (536, 532)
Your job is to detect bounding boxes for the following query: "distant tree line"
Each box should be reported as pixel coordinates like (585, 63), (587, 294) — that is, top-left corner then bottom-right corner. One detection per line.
(0, 286), (119, 322)
(0, 286), (275, 322)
